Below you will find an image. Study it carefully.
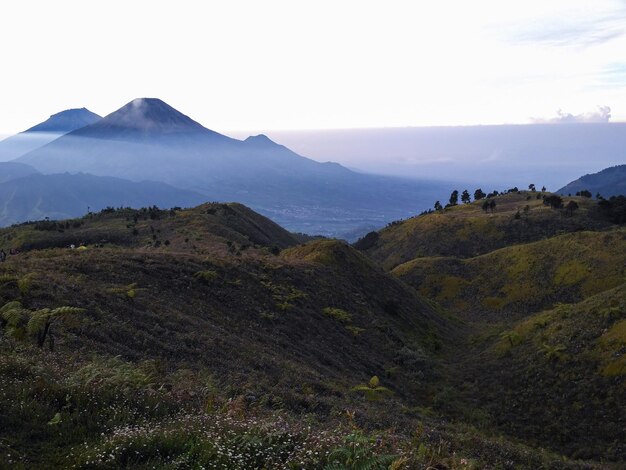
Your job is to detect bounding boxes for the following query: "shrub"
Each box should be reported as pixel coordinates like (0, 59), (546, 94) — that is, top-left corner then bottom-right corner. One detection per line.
(323, 307), (352, 323)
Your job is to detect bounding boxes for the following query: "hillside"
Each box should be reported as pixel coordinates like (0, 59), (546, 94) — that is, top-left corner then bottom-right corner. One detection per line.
(558, 164), (626, 198)
(352, 190), (626, 461)
(1, 203), (607, 469)
(357, 191), (611, 270)
(392, 228), (626, 321)
(0, 203), (474, 469)
(459, 284), (626, 460)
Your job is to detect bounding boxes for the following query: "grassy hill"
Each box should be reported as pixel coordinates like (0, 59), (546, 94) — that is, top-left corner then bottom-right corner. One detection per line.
(392, 228), (626, 321)
(459, 283), (626, 460)
(357, 191), (611, 270)
(352, 190), (626, 462)
(0, 203), (467, 469)
(0, 202), (621, 468)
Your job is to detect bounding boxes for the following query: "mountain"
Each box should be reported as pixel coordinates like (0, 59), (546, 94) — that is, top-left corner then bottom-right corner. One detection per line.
(15, 98), (450, 236)
(0, 108), (101, 161)
(0, 172), (207, 226)
(558, 164), (626, 198)
(0, 161), (39, 183)
(24, 107), (102, 133)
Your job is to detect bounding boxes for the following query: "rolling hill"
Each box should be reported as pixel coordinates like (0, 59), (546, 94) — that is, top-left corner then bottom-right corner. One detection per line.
(0, 199), (620, 468)
(356, 191), (612, 270)
(0, 203), (465, 468)
(351, 189), (626, 461)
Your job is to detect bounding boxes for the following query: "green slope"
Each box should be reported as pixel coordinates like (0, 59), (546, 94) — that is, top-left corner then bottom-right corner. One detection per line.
(358, 191), (610, 270)
(460, 284), (626, 460)
(392, 228), (626, 321)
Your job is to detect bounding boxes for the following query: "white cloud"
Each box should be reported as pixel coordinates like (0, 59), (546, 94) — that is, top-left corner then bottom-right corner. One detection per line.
(532, 106), (612, 123)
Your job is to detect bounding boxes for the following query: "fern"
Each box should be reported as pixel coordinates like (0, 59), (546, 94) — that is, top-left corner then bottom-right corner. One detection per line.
(351, 376), (393, 401)
(0, 274), (18, 284)
(17, 274), (36, 296)
(27, 309), (51, 335)
(193, 270), (218, 283)
(0, 302), (27, 327)
(1, 300), (22, 312)
(50, 306), (86, 316)
(108, 283), (139, 299)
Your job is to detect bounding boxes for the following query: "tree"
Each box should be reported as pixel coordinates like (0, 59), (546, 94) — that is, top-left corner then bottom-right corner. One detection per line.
(598, 195), (626, 224)
(541, 186), (546, 192)
(461, 189), (471, 204)
(474, 188), (486, 200)
(449, 190), (459, 206)
(434, 200), (443, 211)
(565, 200), (579, 216)
(482, 200), (496, 213)
(575, 189), (592, 198)
(543, 195), (563, 209)
(528, 184), (536, 191)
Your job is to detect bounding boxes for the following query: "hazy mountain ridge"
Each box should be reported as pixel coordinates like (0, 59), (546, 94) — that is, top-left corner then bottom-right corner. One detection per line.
(0, 161), (40, 183)
(0, 172), (207, 226)
(14, 98), (450, 236)
(558, 164), (626, 197)
(25, 107), (102, 133)
(0, 108), (101, 162)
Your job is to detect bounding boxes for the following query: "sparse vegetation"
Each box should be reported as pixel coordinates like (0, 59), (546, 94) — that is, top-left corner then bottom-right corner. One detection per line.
(0, 195), (623, 468)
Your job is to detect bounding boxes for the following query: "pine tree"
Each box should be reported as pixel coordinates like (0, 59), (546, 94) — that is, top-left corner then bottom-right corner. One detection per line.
(449, 190), (459, 206)
(461, 189), (471, 204)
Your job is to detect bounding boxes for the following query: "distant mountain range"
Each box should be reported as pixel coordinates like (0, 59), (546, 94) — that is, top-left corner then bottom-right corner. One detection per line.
(0, 108), (101, 162)
(2, 98), (623, 236)
(0, 170), (206, 226)
(557, 164), (626, 197)
(11, 98), (450, 235)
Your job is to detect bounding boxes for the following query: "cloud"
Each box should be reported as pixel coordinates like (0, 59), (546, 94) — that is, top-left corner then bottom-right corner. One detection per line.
(509, 23), (624, 48)
(498, 3), (626, 49)
(532, 106), (612, 124)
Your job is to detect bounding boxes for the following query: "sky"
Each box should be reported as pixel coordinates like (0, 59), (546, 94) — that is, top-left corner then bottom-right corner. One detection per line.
(1, 0), (626, 135)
